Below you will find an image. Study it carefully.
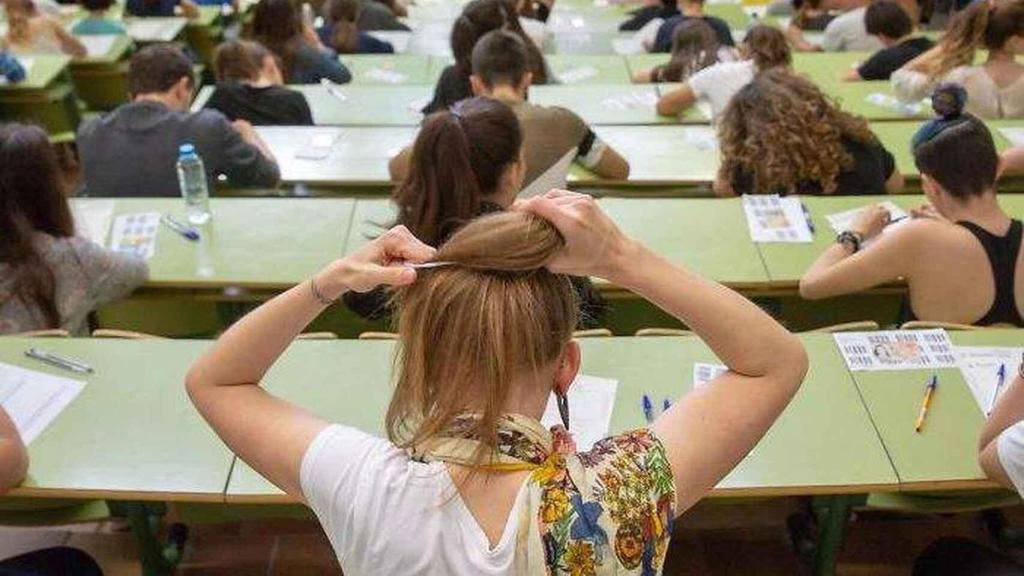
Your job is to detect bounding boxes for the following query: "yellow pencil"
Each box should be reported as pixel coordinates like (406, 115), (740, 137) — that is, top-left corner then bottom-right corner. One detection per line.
(914, 375), (938, 433)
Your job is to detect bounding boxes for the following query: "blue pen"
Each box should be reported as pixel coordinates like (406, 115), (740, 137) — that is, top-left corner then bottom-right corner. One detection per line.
(161, 214), (200, 241)
(663, 398), (671, 412)
(800, 201), (815, 235)
(642, 394), (654, 424)
(990, 364), (1007, 415)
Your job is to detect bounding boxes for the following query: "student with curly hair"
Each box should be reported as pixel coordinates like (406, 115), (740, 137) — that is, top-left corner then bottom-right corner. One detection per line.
(892, 0), (1024, 118)
(714, 68), (903, 196)
(656, 25), (790, 120)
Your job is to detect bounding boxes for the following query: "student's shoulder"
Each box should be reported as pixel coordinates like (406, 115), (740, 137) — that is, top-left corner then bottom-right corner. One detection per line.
(526, 102), (588, 130)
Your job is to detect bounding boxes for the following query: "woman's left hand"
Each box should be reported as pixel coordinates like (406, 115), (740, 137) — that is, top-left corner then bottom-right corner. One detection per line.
(313, 225), (436, 298)
(850, 204), (891, 240)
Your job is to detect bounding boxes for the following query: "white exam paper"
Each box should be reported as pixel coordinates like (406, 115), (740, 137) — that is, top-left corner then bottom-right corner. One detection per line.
(833, 329), (957, 371)
(521, 148), (575, 198)
(955, 346), (1023, 414)
(999, 128), (1024, 147)
(109, 212), (160, 260)
(0, 362), (85, 444)
(825, 201), (909, 248)
(558, 65), (599, 84)
(742, 195), (813, 243)
(78, 34), (117, 57)
(541, 374), (618, 451)
(72, 200), (115, 246)
(693, 362), (727, 389)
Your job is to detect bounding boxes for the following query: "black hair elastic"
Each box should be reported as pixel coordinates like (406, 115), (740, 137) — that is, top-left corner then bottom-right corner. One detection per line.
(912, 83), (969, 150)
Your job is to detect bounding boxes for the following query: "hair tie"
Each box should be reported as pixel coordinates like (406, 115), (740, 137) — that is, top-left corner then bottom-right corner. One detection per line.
(912, 83), (968, 150)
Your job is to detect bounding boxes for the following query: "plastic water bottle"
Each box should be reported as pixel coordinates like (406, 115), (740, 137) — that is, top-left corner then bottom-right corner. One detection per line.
(176, 143), (211, 225)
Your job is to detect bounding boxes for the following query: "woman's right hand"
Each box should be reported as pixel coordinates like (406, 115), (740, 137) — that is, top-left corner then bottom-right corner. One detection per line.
(515, 190), (636, 281)
(314, 225), (436, 298)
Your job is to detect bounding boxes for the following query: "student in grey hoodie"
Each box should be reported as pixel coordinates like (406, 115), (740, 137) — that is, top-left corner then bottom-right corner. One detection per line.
(76, 44), (280, 198)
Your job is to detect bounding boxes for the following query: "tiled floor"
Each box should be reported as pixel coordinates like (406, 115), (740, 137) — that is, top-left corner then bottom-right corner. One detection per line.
(2, 500), (1023, 575)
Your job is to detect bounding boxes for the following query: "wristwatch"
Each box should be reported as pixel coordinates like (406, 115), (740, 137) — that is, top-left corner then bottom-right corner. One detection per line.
(836, 230), (863, 253)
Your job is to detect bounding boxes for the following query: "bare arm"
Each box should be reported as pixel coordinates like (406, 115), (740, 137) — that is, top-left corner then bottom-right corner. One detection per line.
(713, 166), (735, 197)
(656, 84), (696, 117)
(979, 375), (1024, 489)
(885, 169), (905, 194)
(0, 408), (28, 495)
(186, 228), (436, 499)
(632, 68), (655, 83)
(799, 205), (915, 300)
(519, 191), (808, 514)
(232, 120), (276, 163)
(999, 146), (1024, 179)
(842, 67), (863, 82)
(589, 146), (630, 180)
(50, 20), (86, 58)
(787, 23), (822, 52)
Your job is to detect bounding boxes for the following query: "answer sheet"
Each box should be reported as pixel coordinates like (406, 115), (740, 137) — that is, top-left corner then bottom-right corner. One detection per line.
(833, 329), (958, 371)
(542, 374), (618, 451)
(521, 148), (574, 197)
(0, 362), (85, 444)
(955, 347), (1023, 415)
(78, 34), (117, 57)
(825, 201), (909, 248)
(693, 363), (728, 389)
(109, 212), (159, 260)
(557, 65), (599, 84)
(742, 195), (814, 243)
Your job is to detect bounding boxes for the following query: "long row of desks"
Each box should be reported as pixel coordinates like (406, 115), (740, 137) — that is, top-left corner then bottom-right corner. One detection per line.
(74, 194), (1024, 298)
(1, 331), (1008, 503)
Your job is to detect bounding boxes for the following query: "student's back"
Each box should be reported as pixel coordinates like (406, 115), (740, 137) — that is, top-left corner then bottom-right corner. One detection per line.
(252, 0), (352, 85)
(0, 124), (147, 336)
(206, 40), (314, 126)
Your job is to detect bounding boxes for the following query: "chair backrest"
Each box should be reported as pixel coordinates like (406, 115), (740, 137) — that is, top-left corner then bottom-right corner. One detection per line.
(573, 328), (613, 338)
(295, 332), (339, 340)
(91, 329), (168, 340)
(2, 329), (70, 338)
(634, 328), (692, 337)
(899, 321), (984, 332)
(358, 331), (399, 340)
(808, 321), (880, 334)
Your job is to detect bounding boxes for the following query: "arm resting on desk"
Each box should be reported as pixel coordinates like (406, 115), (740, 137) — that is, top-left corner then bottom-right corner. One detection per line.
(185, 227), (435, 500)
(518, 191), (808, 515)
(656, 84), (696, 117)
(0, 408), (28, 495)
(979, 375), (1024, 491)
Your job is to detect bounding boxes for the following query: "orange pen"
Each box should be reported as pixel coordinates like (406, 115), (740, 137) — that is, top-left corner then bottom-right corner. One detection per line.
(914, 375), (938, 433)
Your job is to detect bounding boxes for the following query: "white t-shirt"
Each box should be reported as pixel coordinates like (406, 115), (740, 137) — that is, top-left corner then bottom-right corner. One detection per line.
(998, 421), (1024, 496)
(688, 59), (756, 120)
(300, 424), (527, 576)
(821, 7), (884, 52)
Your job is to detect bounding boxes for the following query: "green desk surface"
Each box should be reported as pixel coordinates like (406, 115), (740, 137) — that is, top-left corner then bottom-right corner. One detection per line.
(72, 197), (354, 289)
(188, 6), (223, 28)
(0, 338), (232, 502)
(227, 335), (897, 501)
(546, 55), (631, 84)
(872, 121), (1015, 181)
(342, 54), (443, 85)
(343, 197), (770, 288)
(0, 55), (70, 91)
(122, 17), (187, 42)
(851, 329), (1024, 491)
(531, 84), (672, 125)
(257, 125), (415, 185)
(579, 125), (719, 185)
(72, 34), (133, 66)
(550, 31), (627, 55)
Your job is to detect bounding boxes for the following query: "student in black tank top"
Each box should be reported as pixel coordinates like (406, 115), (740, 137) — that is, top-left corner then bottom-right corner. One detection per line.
(799, 84), (1024, 327)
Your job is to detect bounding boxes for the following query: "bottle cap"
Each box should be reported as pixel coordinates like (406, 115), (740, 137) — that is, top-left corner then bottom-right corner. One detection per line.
(178, 143), (196, 156)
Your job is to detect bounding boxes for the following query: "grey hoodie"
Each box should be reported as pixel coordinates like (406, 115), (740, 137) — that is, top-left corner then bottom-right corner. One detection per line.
(77, 100), (280, 197)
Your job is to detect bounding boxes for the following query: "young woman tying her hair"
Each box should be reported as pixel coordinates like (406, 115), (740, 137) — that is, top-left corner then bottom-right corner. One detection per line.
(186, 190), (807, 575)
(365, 97), (605, 325)
(715, 68), (904, 196)
(632, 19), (734, 84)
(0, 123), (148, 336)
(800, 85), (1024, 327)
(892, 0), (1024, 119)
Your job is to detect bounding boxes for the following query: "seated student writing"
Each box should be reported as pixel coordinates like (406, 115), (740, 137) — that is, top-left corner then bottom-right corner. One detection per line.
(77, 44), (280, 198)
(821, 0), (885, 52)
(786, 0), (836, 52)
(318, 0), (394, 54)
(892, 0), (1024, 119)
(657, 25), (790, 120)
(650, 0), (734, 53)
(125, 0), (199, 18)
(186, 189), (807, 576)
(253, 0), (352, 85)
(633, 19), (734, 83)
(72, 0), (126, 35)
(395, 31), (629, 185)
(205, 40), (313, 126)
(0, 406), (105, 576)
(2, 0), (86, 57)
(0, 123), (148, 336)
(800, 86), (1024, 327)
(357, 96), (606, 324)
(422, 0), (550, 114)
(842, 0), (933, 81)
(715, 69), (903, 196)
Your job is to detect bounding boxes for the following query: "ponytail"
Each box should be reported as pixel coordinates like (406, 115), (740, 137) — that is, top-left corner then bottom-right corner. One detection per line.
(929, 0), (1024, 78)
(392, 96), (523, 246)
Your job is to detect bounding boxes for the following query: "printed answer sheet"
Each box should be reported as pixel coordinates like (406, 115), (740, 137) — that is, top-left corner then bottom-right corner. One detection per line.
(833, 330), (957, 371)
(0, 362), (85, 444)
(542, 374), (618, 451)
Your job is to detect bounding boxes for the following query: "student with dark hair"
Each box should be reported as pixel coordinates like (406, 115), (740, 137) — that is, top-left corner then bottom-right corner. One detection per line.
(125, 0), (199, 18)
(633, 19), (733, 83)
(716, 68), (901, 196)
(363, 96), (605, 324)
(205, 40), (313, 125)
(357, 0), (410, 31)
(650, 0), (735, 53)
(657, 25), (790, 119)
(843, 0), (933, 81)
(421, 0), (550, 114)
(0, 123), (147, 335)
(822, 0), (885, 52)
(620, 0), (678, 32)
(800, 84), (1024, 327)
(893, 0), (1024, 118)
(252, 0), (352, 84)
(318, 0), (394, 53)
(77, 44), (280, 197)
(71, 0), (125, 34)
